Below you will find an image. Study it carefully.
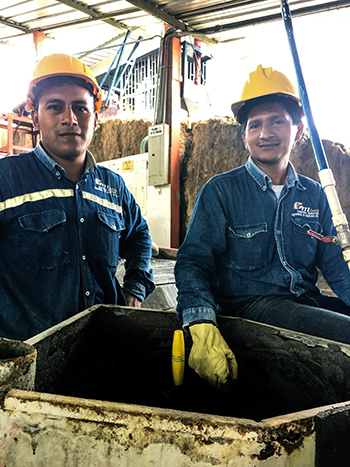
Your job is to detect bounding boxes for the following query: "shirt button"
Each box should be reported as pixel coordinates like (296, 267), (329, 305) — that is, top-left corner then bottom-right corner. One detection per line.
(263, 185), (267, 190)
(85, 291), (90, 296)
(277, 230), (281, 234)
(82, 255), (86, 260)
(246, 233), (251, 238)
(80, 218), (85, 223)
(56, 171), (60, 177)
(76, 184), (79, 190)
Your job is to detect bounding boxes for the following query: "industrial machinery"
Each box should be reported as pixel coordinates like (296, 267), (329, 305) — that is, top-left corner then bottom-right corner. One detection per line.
(99, 122), (171, 247)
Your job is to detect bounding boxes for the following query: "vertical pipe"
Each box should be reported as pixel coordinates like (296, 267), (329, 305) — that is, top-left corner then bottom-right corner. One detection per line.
(194, 39), (201, 86)
(280, 0), (328, 171)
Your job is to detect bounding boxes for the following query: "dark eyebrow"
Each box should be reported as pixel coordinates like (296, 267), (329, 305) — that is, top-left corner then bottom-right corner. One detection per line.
(44, 98), (64, 105)
(248, 118), (261, 125)
(248, 113), (286, 124)
(44, 98), (90, 105)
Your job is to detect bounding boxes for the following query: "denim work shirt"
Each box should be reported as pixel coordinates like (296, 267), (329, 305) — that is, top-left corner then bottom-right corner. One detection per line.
(175, 156), (350, 327)
(0, 142), (155, 340)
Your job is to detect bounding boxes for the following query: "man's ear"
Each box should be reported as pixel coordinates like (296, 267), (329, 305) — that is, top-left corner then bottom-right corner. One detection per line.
(94, 111), (98, 131)
(31, 109), (40, 131)
(294, 122), (304, 142)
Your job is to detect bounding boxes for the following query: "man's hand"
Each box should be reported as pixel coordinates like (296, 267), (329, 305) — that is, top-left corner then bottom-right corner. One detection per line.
(123, 290), (142, 308)
(189, 323), (238, 391)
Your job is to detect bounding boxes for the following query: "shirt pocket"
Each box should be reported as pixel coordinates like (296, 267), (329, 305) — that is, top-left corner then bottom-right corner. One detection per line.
(227, 223), (268, 271)
(94, 211), (125, 267)
(19, 209), (71, 270)
(292, 217), (322, 268)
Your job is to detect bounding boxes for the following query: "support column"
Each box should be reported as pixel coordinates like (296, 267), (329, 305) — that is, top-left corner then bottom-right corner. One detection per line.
(33, 31), (46, 61)
(194, 39), (201, 85)
(170, 36), (181, 249)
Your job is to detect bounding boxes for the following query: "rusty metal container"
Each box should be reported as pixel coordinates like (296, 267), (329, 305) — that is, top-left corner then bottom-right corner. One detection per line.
(0, 339), (36, 398)
(1, 305), (350, 466)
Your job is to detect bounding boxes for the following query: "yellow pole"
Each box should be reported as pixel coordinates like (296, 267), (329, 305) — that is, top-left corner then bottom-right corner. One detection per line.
(172, 330), (185, 386)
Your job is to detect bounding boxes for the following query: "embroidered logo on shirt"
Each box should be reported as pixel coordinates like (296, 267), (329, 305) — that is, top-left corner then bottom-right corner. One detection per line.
(292, 202), (319, 218)
(94, 178), (119, 197)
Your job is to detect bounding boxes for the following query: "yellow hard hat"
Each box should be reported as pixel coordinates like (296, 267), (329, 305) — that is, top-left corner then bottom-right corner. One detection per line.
(27, 53), (102, 113)
(231, 65), (302, 122)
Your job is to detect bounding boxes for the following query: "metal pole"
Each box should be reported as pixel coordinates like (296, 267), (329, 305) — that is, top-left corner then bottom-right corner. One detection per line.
(106, 30), (131, 104)
(280, 0), (350, 268)
(120, 36), (142, 97)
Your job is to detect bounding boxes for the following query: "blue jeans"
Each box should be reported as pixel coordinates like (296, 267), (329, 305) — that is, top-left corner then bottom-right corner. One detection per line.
(232, 293), (350, 344)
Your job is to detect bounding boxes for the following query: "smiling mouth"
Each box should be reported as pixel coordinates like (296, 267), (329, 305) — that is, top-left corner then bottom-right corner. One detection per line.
(258, 143), (279, 149)
(60, 133), (81, 138)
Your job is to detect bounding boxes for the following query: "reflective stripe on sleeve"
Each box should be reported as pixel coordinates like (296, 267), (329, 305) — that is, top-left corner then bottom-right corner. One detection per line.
(0, 189), (74, 213)
(82, 191), (122, 214)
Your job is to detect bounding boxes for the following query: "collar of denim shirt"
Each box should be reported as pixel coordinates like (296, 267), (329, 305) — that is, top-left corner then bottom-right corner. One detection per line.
(245, 155), (306, 192)
(34, 140), (97, 180)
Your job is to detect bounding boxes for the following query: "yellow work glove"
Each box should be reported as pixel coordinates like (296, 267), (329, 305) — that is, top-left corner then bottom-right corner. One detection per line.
(189, 323), (238, 391)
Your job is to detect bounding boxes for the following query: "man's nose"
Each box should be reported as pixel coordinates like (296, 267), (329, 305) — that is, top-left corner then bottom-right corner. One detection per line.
(62, 106), (77, 125)
(259, 122), (274, 138)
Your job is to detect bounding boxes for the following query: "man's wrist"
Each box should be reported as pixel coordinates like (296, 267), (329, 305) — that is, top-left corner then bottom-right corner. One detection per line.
(182, 306), (217, 328)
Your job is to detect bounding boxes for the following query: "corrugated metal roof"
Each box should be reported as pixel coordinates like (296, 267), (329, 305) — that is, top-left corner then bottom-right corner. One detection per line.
(1, 0), (350, 69)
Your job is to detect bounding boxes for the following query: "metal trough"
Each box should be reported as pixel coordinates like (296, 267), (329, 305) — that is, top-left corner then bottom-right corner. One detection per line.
(1, 305), (350, 466)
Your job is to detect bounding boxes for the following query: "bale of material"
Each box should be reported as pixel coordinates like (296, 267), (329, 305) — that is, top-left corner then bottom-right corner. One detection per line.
(13, 131), (34, 153)
(89, 118), (152, 163)
(180, 118), (248, 240)
(290, 135), (350, 229)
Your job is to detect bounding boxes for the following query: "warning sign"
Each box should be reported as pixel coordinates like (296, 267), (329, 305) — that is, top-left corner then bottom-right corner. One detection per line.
(149, 125), (163, 137)
(122, 160), (134, 171)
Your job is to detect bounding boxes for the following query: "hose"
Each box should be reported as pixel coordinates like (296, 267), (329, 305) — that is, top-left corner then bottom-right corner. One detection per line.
(280, 0), (350, 268)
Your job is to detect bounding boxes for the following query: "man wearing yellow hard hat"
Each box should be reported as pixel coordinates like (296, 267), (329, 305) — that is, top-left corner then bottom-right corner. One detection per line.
(0, 53), (155, 340)
(175, 65), (350, 391)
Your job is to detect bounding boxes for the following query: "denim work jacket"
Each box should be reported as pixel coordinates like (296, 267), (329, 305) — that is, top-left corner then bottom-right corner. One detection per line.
(175, 157), (350, 327)
(0, 143), (155, 340)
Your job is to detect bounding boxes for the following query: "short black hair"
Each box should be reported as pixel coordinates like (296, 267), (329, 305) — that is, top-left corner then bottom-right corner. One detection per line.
(33, 76), (95, 110)
(239, 94), (303, 134)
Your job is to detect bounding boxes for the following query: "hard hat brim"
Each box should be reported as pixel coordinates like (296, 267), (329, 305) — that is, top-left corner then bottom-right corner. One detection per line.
(231, 91), (302, 123)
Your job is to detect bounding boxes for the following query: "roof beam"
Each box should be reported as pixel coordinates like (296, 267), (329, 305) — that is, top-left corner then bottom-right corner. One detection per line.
(124, 0), (218, 45)
(0, 15), (31, 33)
(0, 0), (217, 47)
(124, 0), (190, 31)
(55, 0), (130, 32)
(55, 0), (157, 39)
(195, 0), (350, 35)
(0, 11), (153, 42)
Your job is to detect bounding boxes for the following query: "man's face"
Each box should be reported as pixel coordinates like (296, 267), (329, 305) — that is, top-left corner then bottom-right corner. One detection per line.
(242, 101), (303, 168)
(32, 82), (98, 163)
